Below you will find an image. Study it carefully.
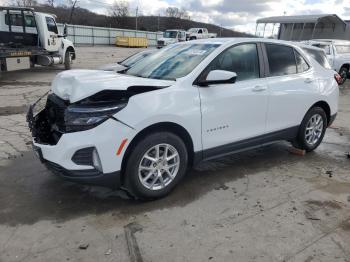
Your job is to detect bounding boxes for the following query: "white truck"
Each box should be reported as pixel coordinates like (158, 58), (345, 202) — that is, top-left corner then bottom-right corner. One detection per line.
(157, 29), (186, 48)
(0, 6), (76, 73)
(186, 28), (217, 41)
(303, 39), (350, 85)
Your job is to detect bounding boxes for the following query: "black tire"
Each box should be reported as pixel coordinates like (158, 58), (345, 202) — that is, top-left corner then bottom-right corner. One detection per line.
(292, 107), (327, 152)
(124, 132), (188, 200)
(339, 67), (348, 85)
(190, 36), (196, 40)
(64, 51), (72, 70)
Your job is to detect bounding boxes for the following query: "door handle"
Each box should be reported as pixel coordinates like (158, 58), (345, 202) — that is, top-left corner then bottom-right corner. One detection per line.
(304, 78), (314, 83)
(252, 85), (267, 92)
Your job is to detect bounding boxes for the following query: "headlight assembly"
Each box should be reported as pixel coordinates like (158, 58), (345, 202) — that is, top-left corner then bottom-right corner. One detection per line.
(65, 102), (127, 132)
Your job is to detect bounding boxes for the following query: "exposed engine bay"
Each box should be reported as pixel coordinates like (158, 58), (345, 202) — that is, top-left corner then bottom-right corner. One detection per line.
(27, 86), (164, 145)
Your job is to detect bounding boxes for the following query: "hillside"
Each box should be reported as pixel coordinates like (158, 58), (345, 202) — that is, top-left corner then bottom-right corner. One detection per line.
(33, 5), (251, 37)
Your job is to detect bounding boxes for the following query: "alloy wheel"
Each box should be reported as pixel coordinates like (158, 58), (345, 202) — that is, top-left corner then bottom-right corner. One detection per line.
(138, 144), (180, 191)
(305, 114), (324, 145)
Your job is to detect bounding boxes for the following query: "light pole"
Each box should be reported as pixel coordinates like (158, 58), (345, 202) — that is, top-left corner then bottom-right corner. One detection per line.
(135, 6), (138, 32)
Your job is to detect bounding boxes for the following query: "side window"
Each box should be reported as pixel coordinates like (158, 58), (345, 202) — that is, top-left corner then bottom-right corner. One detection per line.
(24, 15), (36, 27)
(207, 43), (260, 82)
(198, 29), (203, 34)
(295, 51), (310, 73)
(46, 17), (58, 34)
(5, 14), (23, 26)
(266, 44), (297, 76)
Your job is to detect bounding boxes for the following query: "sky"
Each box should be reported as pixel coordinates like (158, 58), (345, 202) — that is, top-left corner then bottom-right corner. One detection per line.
(4, 0), (350, 33)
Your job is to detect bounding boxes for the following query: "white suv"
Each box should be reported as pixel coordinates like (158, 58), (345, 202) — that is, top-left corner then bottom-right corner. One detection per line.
(28, 38), (339, 199)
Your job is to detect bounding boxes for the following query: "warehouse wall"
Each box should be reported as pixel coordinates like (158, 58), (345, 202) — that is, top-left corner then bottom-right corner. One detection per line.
(57, 24), (163, 46)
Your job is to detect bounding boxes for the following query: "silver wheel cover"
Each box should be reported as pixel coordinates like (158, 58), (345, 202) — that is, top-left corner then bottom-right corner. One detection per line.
(138, 144), (180, 191)
(305, 114), (324, 145)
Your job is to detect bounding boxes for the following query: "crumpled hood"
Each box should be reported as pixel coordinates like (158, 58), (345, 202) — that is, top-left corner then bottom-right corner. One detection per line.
(51, 69), (175, 103)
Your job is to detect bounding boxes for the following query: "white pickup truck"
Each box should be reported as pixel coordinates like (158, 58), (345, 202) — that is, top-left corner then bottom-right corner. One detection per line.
(186, 28), (216, 41)
(303, 39), (350, 85)
(0, 6), (76, 73)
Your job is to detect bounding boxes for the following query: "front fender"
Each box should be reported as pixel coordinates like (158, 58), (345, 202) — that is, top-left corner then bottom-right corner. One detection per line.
(59, 39), (76, 62)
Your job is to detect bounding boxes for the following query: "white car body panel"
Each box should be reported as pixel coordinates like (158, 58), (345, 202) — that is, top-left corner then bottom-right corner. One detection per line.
(31, 38), (339, 181)
(199, 78), (269, 150)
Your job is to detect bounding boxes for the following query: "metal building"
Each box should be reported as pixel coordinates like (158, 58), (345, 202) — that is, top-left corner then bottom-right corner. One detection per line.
(256, 14), (350, 41)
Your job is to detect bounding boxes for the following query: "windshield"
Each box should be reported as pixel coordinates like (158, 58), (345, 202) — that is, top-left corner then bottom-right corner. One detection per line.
(302, 48), (331, 69)
(120, 51), (152, 67)
(335, 45), (350, 54)
(163, 31), (178, 38)
(125, 43), (220, 80)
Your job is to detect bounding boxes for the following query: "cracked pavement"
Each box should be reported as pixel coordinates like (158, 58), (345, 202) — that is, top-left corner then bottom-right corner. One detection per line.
(0, 46), (350, 262)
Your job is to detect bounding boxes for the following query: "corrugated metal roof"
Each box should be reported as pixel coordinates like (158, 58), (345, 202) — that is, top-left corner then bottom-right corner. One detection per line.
(257, 14), (346, 26)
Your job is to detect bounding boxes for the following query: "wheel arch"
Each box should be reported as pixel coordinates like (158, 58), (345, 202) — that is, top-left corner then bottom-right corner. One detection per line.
(309, 101), (331, 125)
(65, 46), (76, 60)
(340, 64), (350, 71)
(120, 122), (195, 185)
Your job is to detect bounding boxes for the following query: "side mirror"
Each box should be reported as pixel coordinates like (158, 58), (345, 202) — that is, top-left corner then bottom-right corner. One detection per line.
(63, 24), (68, 38)
(198, 70), (237, 87)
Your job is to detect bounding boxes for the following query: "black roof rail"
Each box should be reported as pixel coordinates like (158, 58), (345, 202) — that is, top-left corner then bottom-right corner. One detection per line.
(0, 6), (35, 12)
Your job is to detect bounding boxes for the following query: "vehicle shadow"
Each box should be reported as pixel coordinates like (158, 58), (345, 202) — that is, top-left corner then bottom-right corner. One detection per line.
(0, 142), (311, 227)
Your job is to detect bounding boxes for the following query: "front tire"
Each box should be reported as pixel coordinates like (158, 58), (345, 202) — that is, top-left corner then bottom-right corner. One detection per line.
(64, 51), (72, 70)
(339, 67), (348, 85)
(293, 107), (327, 152)
(124, 132), (188, 200)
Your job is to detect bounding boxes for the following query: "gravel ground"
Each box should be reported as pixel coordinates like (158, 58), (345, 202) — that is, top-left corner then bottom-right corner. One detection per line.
(0, 46), (350, 262)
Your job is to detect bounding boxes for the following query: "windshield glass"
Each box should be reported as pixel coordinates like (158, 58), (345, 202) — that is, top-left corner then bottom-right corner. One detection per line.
(302, 48), (331, 69)
(335, 45), (350, 54)
(125, 43), (220, 80)
(163, 31), (178, 38)
(120, 51), (152, 67)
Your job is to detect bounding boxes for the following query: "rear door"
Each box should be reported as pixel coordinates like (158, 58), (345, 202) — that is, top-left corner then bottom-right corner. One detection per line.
(198, 43), (269, 154)
(264, 43), (320, 133)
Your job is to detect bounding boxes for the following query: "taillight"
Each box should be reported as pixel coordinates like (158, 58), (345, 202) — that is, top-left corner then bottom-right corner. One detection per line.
(334, 73), (342, 85)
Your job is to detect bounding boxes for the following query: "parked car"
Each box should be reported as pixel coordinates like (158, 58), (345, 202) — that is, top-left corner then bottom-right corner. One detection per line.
(302, 39), (350, 84)
(27, 38), (339, 200)
(157, 29), (186, 48)
(98, 49), (157, 72)
(186, 28), (217, 40)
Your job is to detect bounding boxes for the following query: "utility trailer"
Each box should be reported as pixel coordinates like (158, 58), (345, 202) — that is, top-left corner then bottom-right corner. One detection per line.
(0, 6), (76, 73)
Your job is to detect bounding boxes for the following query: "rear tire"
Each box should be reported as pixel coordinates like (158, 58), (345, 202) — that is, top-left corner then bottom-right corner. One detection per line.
(292, 107), (327, 152)
(124, 132), (188, 200)
(339, 67), (348, 85)
(64, 51), (72, 70)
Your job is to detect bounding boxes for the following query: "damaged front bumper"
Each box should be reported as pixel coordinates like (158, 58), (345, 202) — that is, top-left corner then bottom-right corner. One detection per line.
(27, 94), (136, 188)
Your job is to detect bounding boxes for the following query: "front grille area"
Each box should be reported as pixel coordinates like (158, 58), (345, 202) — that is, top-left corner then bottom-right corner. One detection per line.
(72, 147), (94, 166)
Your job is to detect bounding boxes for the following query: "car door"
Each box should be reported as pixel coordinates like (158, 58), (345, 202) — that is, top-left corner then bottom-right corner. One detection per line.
(44, 16), (61, 52)
(264, 43), (320, 133)
(198, 43), (269, 155)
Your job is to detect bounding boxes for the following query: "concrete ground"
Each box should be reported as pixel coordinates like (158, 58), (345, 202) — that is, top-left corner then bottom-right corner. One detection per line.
(0, 46), (350, 262)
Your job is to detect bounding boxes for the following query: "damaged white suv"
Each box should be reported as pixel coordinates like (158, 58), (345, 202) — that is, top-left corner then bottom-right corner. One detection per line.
(27, 38), (339, 199)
